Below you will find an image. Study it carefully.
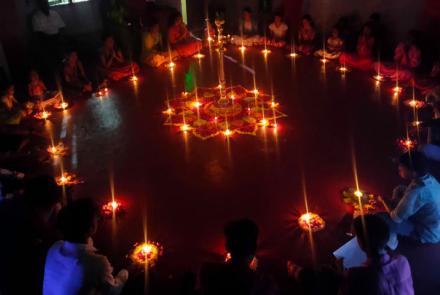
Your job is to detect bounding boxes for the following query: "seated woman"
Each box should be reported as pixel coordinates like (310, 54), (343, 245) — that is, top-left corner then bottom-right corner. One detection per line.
(296, 15), (317, 56)
(142, 23), (176, 68)
(63, 51), (92, 97)
(339, 25), (375, 70)
(99, 35), (139, 81)
(315, 26), (344, 60)
(28, 70), (60, 109)
(231, 7), (264, 47)
(0, 85), (25, 125)
(167, 12), (202, 58)
(267, 12), (288, 48)
(374, 31), (421, 81)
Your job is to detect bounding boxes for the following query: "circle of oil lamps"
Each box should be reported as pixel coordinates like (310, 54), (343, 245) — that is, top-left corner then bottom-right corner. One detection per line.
(101, 200), (125, 217)
(47, 143), (67, 157)
(404, 99), (425, 109)
(34, 110), (51, 120)
(130, 242), (163, 267)
(55, 172), (82, 186)
(398, 138), (416, 151)
(298, 212), (326, 232)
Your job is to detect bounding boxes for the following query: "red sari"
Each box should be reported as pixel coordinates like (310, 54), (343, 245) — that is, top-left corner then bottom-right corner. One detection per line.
(168, 24), (202, 58)
(339, 36), (374, 70)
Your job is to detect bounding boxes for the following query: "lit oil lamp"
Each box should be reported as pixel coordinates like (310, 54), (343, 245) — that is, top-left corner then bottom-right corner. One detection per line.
(252, 89), (259, 95)
(223, 129), (233, 137)
(130, 75), (138, 83)
(398, 138), (416, 150)
(354, 190), (364, 198)
(392, 86), (403, 95)
(34, 110), (51, 120)
(217, 84), (223, 89)
(207, 36), (213, 43)
(230, 94), (236, 100)
(271, 101), (279, 108)
(194, 53), (205, 59)
(288, 52), (298, 58)
(55, 172), (82, 186)
(167, 61), (176, 70)
(54, 101), (69, 110)
(130, 242), (163, 267)
(239, 45), (246, 53)
(298, 212), (326, 232)
(101, 200), (124, 217)
(224, 252), (258, 270)
(320, 58), (329, 64)
(192, 101), (202, 109)
(412, 120), (422, 127)
(261, 49), (271, 56)
(338, 66), (349, 73)
(259, 118), (269, 127)
(404, 99), (425, 109)
(163, 108), (174, 115)
(373, 74), (384, 82)
(180, 124), (191, 132)
(47, 143), (67, 157)
(96, 88), (109, 97)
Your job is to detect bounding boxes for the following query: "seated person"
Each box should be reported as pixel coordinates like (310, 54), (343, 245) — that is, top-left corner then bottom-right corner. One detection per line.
(288, 215), (413, 295)
(167, 12), (202, 58)
(267, 12), (288, 47)
(200, 218), (278, 295)
(420, 101), (440, 161)
(374, 31), (421, 81)
(340, 215), (414, 295)
(0, 85), (25, 125)
(415, 61), (440, 97)
(142, 22), (176, 68)
(339, 25), (375, 70)
(296, 14), (317, 55)
(43, 198), (128, 294)
(315, 26), (344, 60)
(63, 50), (93, 96)
(381, 151), (440, 248)
(99, 35), (139, 81)
(231, 7), (264, 47)
(28, 70), (60, 109)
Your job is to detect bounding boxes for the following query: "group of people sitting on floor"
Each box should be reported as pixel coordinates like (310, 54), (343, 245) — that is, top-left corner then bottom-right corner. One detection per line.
(0, 147), (439, 294)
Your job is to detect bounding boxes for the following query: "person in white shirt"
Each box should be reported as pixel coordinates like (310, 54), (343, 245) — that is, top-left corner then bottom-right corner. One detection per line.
(268, 12), (288, 42)
(43, 198), (128, 295)
(32, 0), (66, 81)
(382, 151), (440, 249)
(32, 0), (65, 36)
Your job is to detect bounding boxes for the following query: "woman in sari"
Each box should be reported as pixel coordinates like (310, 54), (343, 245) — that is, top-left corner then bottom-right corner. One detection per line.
(63, 51), (93, 97)
(142, 23), (176, 67)
(167, 12), (202, 58)
(296, 15), (316, 55)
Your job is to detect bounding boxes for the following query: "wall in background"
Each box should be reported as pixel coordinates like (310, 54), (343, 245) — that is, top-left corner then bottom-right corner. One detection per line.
(303, 0), (426, 41)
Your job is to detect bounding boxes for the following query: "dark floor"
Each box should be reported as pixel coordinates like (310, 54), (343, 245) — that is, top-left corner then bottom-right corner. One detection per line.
(45, 47), (440, 294)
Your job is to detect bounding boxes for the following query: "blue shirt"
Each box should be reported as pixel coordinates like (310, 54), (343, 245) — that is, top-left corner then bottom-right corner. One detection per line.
(391, 174), (440, 243)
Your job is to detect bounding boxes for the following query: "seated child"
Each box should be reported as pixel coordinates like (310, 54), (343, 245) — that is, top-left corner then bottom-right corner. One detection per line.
(0, 85), (25, 125)
(167, 12), (202, 58)
(99, 35), (139, 81)
(63, 51), (93, 97)
(296, 15), (317, 55)
(339, 24), (375, 70)
(28, 70), (60, 109)
(142, 23), (176, 67)
(374, 31), (421, 81)
(315, 26), (344, 60)
(267, 12), (288, 48)
(231, 7), (264, 47)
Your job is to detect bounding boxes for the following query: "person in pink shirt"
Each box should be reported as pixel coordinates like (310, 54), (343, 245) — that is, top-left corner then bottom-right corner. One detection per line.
(340, 215), (414, 295)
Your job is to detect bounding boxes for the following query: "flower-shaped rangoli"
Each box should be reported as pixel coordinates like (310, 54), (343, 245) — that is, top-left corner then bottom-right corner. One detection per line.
(163, 85), (287, 139)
